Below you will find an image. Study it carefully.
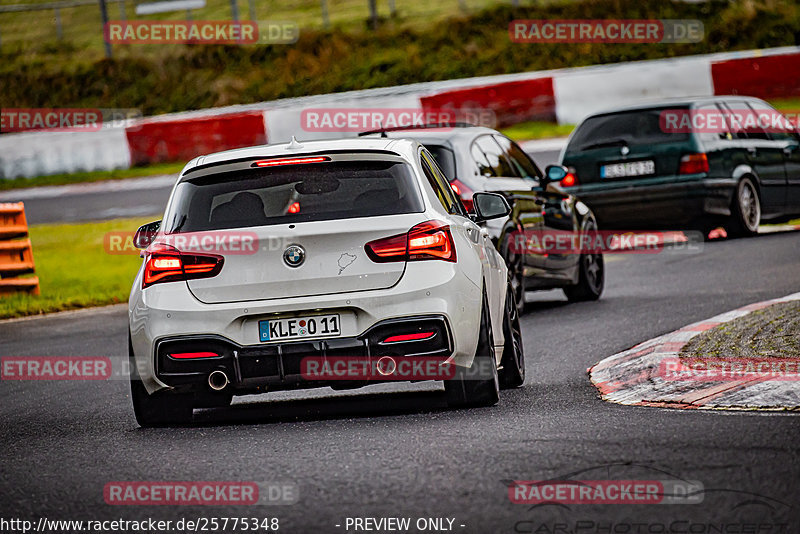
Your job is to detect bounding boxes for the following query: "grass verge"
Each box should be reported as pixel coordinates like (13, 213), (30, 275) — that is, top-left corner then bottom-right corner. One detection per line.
(0, 217), (149, 319)
(680, 300), (800, 361)
(500, 121), (574, 141)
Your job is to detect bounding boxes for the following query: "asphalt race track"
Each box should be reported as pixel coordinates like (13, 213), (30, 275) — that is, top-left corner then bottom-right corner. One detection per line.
(1, 230), (799, 530)
(0, 175), (176, 225)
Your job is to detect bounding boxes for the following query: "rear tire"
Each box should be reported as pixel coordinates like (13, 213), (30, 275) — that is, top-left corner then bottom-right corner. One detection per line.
(130, 378), (194, 427)
(444, 291), (500, 408)
(129, 334), (194, 427)
(502, 241), (526, 317)
(564, 219), (604, 302)
(499, 283), (525, 389)
(728, 177), (760, 237)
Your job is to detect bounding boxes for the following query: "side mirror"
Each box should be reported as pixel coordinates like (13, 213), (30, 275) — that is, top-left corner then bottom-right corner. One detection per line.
(472, 192), (511, 223)
(543, 165), (568, 184)
(134, 220), (161, 249)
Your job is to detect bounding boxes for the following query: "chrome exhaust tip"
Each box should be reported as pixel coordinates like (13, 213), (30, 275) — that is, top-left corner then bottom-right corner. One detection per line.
(208, 370), (229, 391)
(376, 356), (397, 376)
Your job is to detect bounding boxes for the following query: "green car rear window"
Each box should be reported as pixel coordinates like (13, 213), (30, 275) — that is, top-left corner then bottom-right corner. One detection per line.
(567, 108), (690, 152)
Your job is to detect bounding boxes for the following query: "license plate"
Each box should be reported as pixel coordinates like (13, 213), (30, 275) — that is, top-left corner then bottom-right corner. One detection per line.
(601, 160), (655, 178)
(259, 314), (341, 342)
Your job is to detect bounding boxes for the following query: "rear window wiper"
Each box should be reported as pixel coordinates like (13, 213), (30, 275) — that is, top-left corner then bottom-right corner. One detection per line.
(579, 138), (630, 151)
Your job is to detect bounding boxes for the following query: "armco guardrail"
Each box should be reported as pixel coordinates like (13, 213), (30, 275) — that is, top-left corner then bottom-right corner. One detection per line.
(0, 203), (40, 296)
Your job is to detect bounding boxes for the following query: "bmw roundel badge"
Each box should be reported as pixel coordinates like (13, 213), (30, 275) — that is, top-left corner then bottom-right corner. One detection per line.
(283, 245), (306, 268)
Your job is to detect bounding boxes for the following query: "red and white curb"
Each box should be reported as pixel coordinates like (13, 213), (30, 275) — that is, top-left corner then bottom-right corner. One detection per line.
(588, 292), (800, 410)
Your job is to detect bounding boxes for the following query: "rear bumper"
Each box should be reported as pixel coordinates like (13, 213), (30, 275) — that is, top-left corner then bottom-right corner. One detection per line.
(129, 260), (485, 394)
(567, 176), (736, 228)
(154, 315), (453, 394)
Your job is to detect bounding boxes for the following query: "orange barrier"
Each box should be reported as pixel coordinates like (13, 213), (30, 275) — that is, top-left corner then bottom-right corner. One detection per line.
(0, 203), (40, 296)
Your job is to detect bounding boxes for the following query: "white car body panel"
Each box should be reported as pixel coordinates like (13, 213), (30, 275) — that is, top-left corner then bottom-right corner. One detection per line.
(129, 138), (508, 395)
(186, 215), (421, 303)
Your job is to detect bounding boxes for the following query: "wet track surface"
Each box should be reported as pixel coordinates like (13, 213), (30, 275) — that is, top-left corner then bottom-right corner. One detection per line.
(1, 230), (799, 530)
(0, 175), (175, 225)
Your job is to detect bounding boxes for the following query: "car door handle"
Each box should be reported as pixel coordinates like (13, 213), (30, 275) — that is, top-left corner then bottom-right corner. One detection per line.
(747, 147), (757, 156)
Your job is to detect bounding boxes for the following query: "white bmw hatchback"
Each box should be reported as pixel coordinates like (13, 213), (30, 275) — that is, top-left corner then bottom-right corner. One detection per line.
(128, 137), (525, 426)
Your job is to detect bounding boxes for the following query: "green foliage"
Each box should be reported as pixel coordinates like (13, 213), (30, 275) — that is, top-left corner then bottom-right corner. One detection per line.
(500, 121), (575, 141)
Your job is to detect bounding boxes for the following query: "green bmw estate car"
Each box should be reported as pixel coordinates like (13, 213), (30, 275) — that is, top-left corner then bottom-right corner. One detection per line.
(559, 96), (800, 236)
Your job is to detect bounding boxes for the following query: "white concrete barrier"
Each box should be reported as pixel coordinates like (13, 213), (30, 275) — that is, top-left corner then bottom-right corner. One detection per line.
(553, 55), (715, 124)
(0, 127), (131, 180)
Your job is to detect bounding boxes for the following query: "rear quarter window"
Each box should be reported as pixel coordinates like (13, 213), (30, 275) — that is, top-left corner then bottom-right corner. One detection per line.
(425, 145), (457, 180)
(694, 103), (734, 144)
(420, 150), (464, 216)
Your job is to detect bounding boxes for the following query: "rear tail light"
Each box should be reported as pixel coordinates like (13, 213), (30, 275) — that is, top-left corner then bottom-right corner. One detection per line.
(365, 220), (457, 263)
(382, 332), (435, 343)
(143, 244), (224, 289)
(450, 179), (475, 212)
(679, 153), (709, 175)
(252, 156), (331, 167)
(287, 201), (301, 214)
(560, 170), (578, 187)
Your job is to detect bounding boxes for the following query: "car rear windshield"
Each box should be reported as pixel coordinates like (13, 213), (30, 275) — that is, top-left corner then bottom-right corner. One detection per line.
(164, 160), (424, 232)
(567, 108), (689, 152)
